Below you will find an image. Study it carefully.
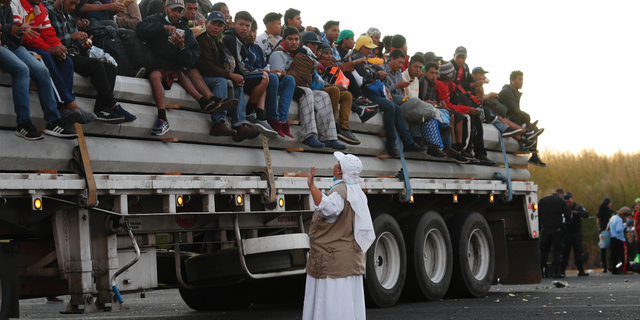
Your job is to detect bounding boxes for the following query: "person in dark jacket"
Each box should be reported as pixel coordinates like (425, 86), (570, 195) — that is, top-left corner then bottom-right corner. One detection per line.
(0, 0), (76, 140)
(346, 35), (426, 156)
(449, 46), (483, 93)
(498, 70), (547, 167)
(560, 192), (590, 276)
(137, 0), (228, 135)
(596, 197), (614, 272)
(538, 188), (572, 278)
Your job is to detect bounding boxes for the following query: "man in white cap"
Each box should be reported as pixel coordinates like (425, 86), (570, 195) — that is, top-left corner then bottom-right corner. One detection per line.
(303, 152), (375, 320)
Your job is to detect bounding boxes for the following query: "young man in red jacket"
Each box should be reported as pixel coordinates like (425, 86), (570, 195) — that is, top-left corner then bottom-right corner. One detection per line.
(11, 0), (96, 124)
(435, 62), (495, 166)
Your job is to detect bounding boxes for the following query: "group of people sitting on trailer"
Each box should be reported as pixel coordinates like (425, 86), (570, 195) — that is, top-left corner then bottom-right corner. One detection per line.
(0, 0), (547, 166)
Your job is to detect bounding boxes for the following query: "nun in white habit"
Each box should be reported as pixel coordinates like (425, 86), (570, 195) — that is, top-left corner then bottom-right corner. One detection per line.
(302, 152), (375, 320)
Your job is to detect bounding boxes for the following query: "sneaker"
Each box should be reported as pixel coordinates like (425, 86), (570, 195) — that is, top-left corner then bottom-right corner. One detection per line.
(525, 127), (545, 139)
(266, 119), (286, 139)
(460, 150), (476, 161)
(232, 124), (260, 142)
(15, 122), (44, 141)
(76, 108), (97, 124)
(244, 114), (277, 138)
(337, 128), (361, 145)
(485, 113), (498, 124)
(426, 148), (447, 158)
(502, 128), (523, 138)
(134, 67), (147, 78)
(60, 108), (83, 124)
(528, 154), (547, 167)
(209, 121), (236, 136)
(446, 150), (470, 164)
(322, 140), (347, 150)
(112, 104), (137, 123)
(404, 142), (427, 152)
(151, 119), (170, 136)
(387, 144), (399, 157)
(203, 98), (239, 114)
(518, 138), (536, 151)
(281, 122), (295, 140)
(44, 120), (78, 139)
(46, 296), (64, 303)
(354, 96), (378, 108)
(475, 154), (497, 166)
(359, 108), (379, 123)
(95, 107), (125, 123)
(302, 135), (324, 148)
(577, 272), (590, 277)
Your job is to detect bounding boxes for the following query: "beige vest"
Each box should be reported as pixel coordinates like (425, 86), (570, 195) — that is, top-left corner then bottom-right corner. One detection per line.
(306, 183), (366, 279)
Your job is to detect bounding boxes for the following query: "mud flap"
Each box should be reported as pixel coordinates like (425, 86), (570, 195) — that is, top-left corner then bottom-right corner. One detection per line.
(488, 220), (508, 284)
(499, 239), (542, 284)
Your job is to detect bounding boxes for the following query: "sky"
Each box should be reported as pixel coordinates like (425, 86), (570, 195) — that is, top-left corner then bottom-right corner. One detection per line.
(188, 0), (639, 154)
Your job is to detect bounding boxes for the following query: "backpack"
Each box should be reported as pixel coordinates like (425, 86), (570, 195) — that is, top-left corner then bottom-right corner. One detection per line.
(483, 97), (508, 118)
(118, 28), (156, 72)
(287, 52), (315, 87)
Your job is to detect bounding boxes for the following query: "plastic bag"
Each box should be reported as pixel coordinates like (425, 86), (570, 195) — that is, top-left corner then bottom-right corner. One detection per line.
(88, 46), (118, 67)
(599, 230), (610, 249)
(310, 71), (324, 90)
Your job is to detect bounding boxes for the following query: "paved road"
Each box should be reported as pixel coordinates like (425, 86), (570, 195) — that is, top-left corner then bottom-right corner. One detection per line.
(17, 272), (640, 320)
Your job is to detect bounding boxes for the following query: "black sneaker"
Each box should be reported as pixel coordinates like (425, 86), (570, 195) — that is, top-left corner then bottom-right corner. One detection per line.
(15, 121), (44, 141)
(485, 113), (498, 124)
(337, 128), (361, 145)
(112, 104), (137, 123)
(95, 107), (125, 123)
(151, 119), (170, 136)
(359, 108), (379, 123)
(354, 96), (378, 108)
(387, 144), (399, 157)
(426, 148), (447, 158)
(518, 138), (536, 151)
(447, 150), (470, 164)
(502, 128), (523, 138)
(134, 67), (147, 78)
(404, 142), (427, 152)
(461, 150), (477, 161)
(528, 154), (547, 167)
(44, 120), (78, 139)
(475, 154), (496, 166)
(525, 128), (545, 139)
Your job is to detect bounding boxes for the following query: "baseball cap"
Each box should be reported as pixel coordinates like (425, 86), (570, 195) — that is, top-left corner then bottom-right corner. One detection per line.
(454, 46), (467, 57)
(563, 192), (573, 200)
(301, 31), (321, 44)
(355, 35), (377, 50)
(472, 66), (489, 74)
(334, 29), (354, 44)
(423, 52), (442, 63)
(165, 0), (184, 10)
(207, 11), (226, 24)
(618, 206), (631, 215)
(635, 197), (640, 203)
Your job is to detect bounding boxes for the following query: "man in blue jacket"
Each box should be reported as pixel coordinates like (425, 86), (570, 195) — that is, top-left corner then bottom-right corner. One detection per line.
(137, 0), (230, 135)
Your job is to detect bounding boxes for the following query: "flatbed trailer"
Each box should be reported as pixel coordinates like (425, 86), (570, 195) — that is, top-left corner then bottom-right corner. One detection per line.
(0, 71), (540, 318)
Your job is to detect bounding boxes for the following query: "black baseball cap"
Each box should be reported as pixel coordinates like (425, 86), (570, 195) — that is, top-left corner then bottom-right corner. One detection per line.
(422, 52), (442, 63)
(472, 66), (489, 74)
(301, 31), (321, 44)
(454, 46), (467, 57)
(564, 192), (573, 200)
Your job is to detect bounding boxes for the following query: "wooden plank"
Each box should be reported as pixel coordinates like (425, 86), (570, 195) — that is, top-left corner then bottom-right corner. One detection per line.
(284, 148), (304, 152)
(161, 138), (179, 143)
(35, 170), (58, 174)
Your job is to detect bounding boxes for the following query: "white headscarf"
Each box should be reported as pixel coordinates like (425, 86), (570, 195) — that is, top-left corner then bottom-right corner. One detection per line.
(334, 152), (375, 252)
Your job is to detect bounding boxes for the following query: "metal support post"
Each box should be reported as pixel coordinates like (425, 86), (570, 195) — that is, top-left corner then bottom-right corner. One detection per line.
(90, 212), (121, 310)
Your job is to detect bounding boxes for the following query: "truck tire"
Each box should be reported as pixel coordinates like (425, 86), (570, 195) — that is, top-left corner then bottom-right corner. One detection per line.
(365, 213), (406, 308)
(203, 283), (252, 310)
(185, 249), (291, 282)
(0, 251), (10, 319)
(178, 287), (209, 311)
(402, 211), (452, 301)
(447, 212), (495, 298)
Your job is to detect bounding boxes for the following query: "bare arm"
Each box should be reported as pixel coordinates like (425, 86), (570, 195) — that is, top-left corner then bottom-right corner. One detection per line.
(307, 167), (323, 206)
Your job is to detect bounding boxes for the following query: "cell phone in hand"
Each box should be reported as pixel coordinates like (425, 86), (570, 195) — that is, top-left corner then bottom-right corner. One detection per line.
(409, 79), (414, 83)
(175, 29), (185, 37)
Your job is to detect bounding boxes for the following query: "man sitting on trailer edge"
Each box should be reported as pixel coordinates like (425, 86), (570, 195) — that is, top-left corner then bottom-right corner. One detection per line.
(303, 152), (374, 320)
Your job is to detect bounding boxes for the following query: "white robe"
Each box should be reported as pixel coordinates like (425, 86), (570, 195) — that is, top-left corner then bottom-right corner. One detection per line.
(302, 183), (367, 320)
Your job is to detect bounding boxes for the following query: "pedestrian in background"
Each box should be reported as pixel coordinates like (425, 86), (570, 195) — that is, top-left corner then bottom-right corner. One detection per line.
(538, 188), (571, 278)
(560, 192), (590, 276)
(597, 197), (614, 273)
(609, 207), (630, 274)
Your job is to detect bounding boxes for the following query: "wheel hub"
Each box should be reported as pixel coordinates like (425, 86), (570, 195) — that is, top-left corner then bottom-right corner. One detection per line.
(467, 229), (490, 280)
(374, 232), (401, 289)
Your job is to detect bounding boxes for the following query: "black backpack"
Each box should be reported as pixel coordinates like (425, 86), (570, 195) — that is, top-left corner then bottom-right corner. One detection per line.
(118, 28), (156, 72)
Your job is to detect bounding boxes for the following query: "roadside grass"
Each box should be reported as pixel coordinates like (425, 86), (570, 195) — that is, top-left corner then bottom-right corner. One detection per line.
(530, 149), (640, 269)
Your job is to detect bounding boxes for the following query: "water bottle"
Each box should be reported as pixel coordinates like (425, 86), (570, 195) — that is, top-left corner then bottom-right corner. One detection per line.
(264, 64), (271, 72)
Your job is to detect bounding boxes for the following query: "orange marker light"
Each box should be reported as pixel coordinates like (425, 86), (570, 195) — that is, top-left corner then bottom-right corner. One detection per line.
(453, 194), (458, 203)
(489, 194), (494, 203)
(176, 195), (184, 207)
(409, 194), (414, 203)
(279, 198), (285, 207)
(235, 195), (243, 206)
(33, 198), (42, 210)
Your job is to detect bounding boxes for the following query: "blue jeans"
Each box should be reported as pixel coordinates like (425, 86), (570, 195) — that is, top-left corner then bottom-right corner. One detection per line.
(202, 76), (245, 127)
(27, 47), (75, 104)
(0, 46), (61, 124)
(266, 74), (295, 122)
(362, 87), (413, 146)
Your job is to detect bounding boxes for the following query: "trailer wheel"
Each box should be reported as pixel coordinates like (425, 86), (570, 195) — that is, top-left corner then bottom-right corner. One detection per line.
(447, 212), (494, 298)
(203, 283), (252, 310)
(365, 213), (406, 308)
(403, 211), (452, 301)
(178, 287), (209, 311)
(0, 251), (10, 319)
